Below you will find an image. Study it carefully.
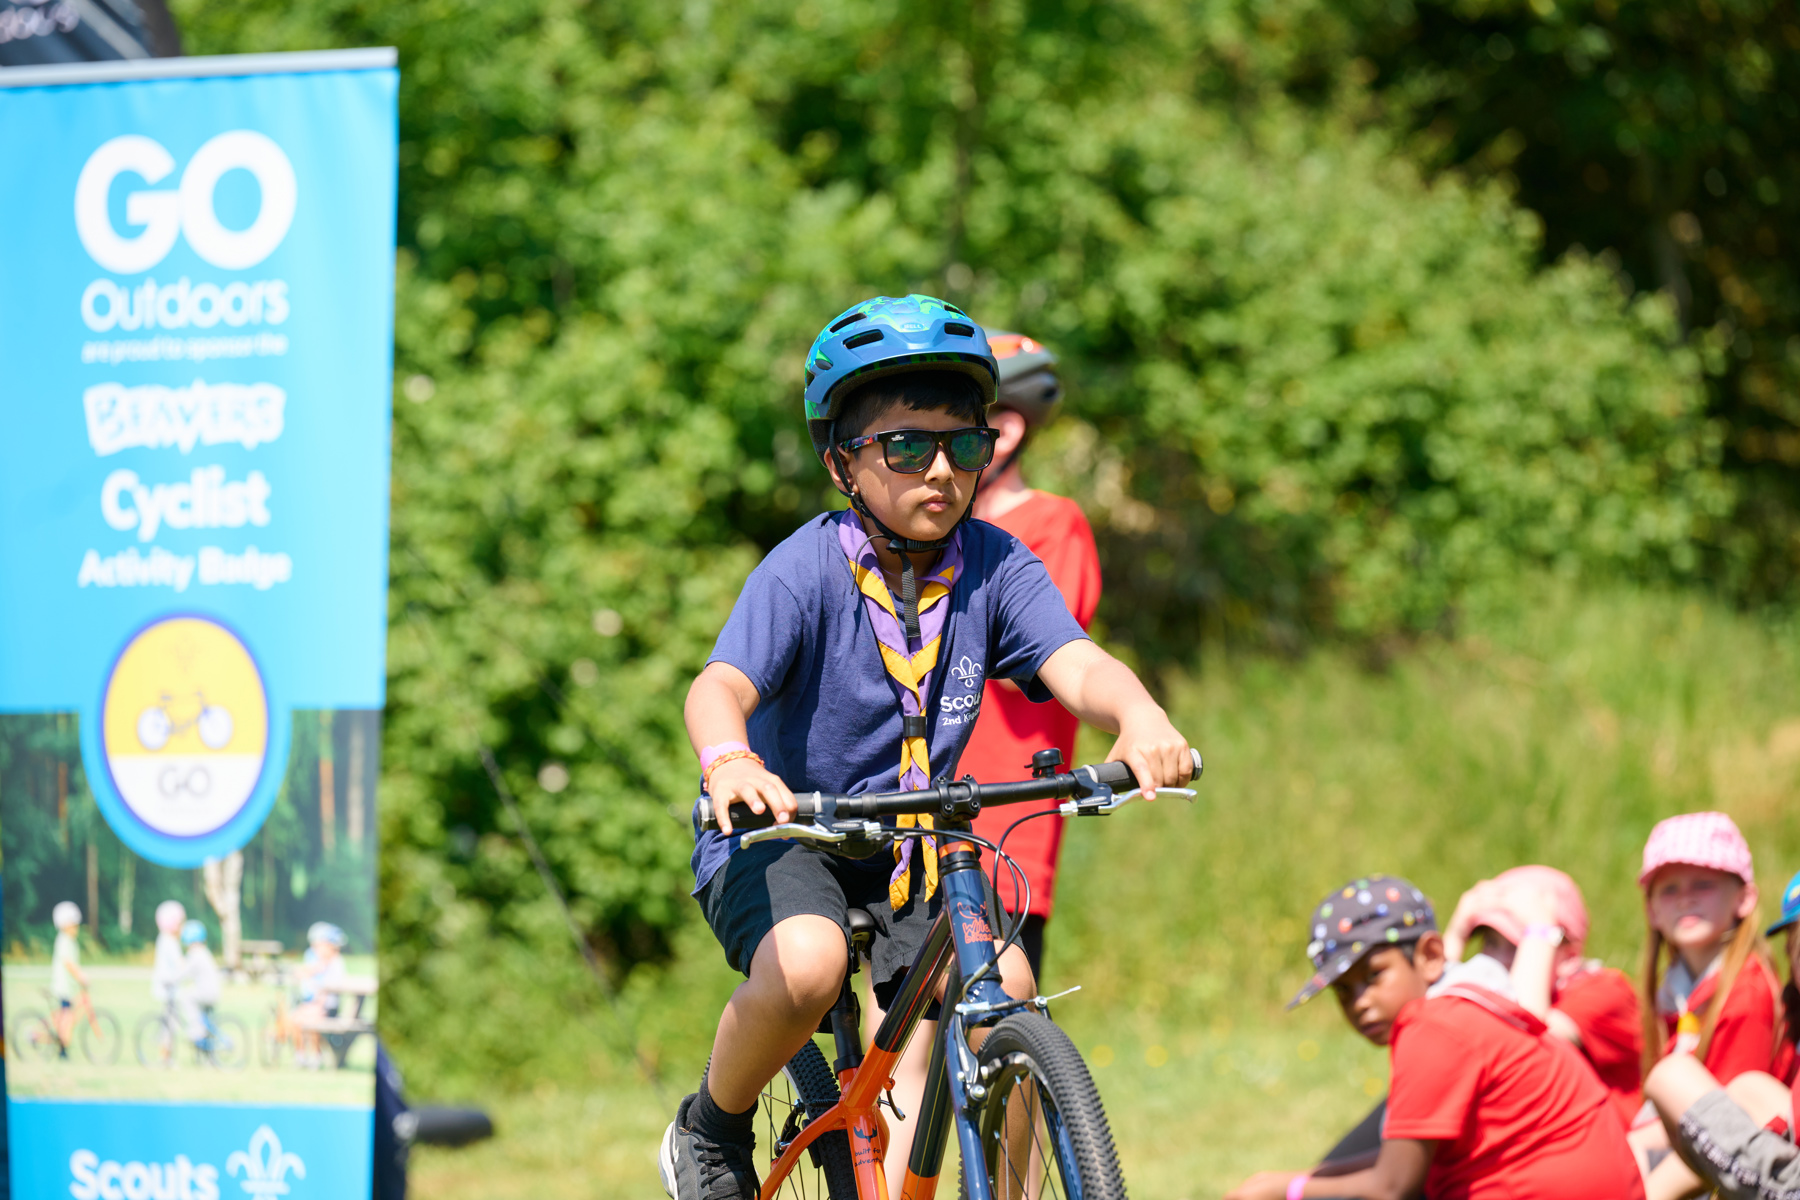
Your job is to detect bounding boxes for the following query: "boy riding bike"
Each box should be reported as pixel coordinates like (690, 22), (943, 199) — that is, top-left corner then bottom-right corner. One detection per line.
(663, 295), (1194, 1200)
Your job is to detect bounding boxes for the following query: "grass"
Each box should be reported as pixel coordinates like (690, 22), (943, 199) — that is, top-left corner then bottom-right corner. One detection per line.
(399, 580), (1800, 1197)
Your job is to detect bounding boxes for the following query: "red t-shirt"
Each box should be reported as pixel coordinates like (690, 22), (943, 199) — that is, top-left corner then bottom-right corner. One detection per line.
(1553, 966), (1643, 1128)
(1385, 985), (1645, 1200)
(1659, 953), (1783, 1085)
(963, 493), (1101, 919)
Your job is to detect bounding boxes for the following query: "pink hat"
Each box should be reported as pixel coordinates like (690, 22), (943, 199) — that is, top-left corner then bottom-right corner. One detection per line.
(1639, 811), (1754, 888)
(1464, 866), (1591, 952)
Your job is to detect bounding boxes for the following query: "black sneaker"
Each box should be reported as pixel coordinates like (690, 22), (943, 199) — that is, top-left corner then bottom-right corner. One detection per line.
(659, 1093), (760, 1200)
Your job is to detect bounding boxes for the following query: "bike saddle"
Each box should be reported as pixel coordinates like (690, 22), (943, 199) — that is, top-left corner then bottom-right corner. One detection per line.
(845, 907), (877, 956)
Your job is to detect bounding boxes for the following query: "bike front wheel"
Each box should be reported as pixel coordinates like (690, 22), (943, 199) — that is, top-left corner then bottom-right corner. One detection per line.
(80, 1008), (122, 1064)
(760, 1039), (859, 1200)
(208, 1014), (250, 1069)
(134, 1014), (179, 1068)
(968, 1012), (1126, 1200)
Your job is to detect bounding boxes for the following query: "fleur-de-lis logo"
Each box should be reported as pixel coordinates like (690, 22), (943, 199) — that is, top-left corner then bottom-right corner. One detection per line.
(950, 655), (981, 689)
(227, 1125), (306, 1197)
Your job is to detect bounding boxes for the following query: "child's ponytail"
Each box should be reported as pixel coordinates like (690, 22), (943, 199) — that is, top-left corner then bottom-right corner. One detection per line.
(1693, 912), (1776, 1064)
(1640, 922), (1667, 1079)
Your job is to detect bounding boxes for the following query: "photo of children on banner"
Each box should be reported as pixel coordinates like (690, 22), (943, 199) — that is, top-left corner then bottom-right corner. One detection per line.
(51, 901), (91, 1055)
(178, 919), (223, 1049)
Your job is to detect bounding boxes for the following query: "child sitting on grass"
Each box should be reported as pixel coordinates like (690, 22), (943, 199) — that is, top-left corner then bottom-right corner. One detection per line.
(661, 295), (1193, 1200)
(1632, 813), (1786, 1184)
(1637, 866), (1800, 1200)
(1226, 873), (1644, 1200)
(1443, 864), (1643, 1126)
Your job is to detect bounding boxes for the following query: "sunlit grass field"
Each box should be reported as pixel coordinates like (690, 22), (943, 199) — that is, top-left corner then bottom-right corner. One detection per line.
(405, 581), (1800, 1197)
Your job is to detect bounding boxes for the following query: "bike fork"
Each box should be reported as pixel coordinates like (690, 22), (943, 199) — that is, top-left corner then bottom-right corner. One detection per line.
(913, 841), (1012, 1200)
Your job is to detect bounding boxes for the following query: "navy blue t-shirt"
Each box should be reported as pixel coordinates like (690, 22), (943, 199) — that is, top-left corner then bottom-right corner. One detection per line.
(691, 513), (1090, 892)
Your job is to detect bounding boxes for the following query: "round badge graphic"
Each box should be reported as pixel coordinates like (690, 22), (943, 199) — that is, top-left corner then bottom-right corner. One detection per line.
(102, 616), (268, 838)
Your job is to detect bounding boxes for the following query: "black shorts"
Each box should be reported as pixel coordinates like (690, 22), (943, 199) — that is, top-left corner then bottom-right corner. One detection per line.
(697, 837), (1014, 1008)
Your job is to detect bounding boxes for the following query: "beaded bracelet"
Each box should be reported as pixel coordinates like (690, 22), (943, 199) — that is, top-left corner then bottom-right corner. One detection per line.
(1286, 1173), (1311, 1200)
(703, 748), (764, 795)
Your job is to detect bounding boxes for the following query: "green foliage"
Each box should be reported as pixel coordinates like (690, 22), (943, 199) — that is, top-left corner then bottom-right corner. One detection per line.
(166, 0), (1736, 1077)
(1218, 0), (1800, 597)
(1027, 117), (1730, 643)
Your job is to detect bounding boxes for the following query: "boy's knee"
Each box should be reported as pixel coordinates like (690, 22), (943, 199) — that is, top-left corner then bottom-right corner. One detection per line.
(998, 943), (1036, 1001)
(756, 915), (849, 1015)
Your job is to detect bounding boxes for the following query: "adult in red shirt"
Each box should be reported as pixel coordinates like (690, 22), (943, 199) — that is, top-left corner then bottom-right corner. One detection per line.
(963, 331), (1101, 979)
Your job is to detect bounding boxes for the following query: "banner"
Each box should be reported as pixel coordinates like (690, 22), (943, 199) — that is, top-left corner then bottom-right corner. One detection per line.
(0, 50), (397, 1198)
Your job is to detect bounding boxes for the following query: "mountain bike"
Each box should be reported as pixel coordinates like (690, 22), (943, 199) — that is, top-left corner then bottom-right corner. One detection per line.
(694, 747), (1202, 1200)
(136, 998), (249, 1069)
(10, 988), (121, 1064)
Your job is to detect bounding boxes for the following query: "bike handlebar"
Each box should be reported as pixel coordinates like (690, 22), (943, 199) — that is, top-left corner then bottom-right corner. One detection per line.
(697, 748), (1202, 833)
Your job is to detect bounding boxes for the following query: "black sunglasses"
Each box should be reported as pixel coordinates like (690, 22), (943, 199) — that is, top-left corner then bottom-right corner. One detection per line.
(838, 426), (998, 474)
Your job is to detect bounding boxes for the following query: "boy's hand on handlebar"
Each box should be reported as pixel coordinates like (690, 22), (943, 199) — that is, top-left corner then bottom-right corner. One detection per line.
(709, 758), (797, 835)
(1105, 707), (1193, 796)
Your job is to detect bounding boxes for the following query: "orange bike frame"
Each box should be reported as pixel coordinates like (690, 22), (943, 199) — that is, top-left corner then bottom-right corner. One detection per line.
(760, 837), (1005, 1200)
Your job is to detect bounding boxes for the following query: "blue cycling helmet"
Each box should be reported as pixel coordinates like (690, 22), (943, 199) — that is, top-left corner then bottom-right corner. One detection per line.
(180, 919), (208, 946)
(803, 294), (999, 460)
(1768, 868), (1800, 937)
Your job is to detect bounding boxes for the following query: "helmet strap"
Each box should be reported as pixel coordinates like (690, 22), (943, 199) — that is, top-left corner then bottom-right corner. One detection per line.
(834, 435), (982, 645)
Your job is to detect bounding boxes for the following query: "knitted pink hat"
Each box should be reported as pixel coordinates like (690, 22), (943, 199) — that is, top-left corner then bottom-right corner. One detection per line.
(1639, 811), (1754, 888)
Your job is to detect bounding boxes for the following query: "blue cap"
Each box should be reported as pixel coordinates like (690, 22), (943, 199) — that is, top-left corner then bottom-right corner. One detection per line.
(1767, 868), (1800, 937)
(179, 919), (207, 946)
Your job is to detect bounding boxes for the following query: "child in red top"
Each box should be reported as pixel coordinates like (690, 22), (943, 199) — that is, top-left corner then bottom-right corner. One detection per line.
(1638, 867), (1800, 1200)
(1444, 864), (1644, 1126)
(1227, 874), (1645, 1200)
(1632, 812), (1786, 1187)
(962, 332), (1101, 973)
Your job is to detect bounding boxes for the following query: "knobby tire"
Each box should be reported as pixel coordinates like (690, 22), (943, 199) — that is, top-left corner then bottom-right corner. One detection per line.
(763, 1040), (859, 1200)
(968, 1012), (1126, 1200)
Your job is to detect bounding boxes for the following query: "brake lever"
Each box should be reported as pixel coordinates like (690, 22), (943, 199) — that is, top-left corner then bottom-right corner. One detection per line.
(740, 819), (888, 848)
(1058, 786), (1198, 816)
(740, 822), (848, 847)
(1110, 785), (1199, 808)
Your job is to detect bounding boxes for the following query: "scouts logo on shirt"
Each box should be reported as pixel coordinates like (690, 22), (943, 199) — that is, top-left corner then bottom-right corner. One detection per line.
(101, 615), (269, 839)
(950, 656), (982, 689)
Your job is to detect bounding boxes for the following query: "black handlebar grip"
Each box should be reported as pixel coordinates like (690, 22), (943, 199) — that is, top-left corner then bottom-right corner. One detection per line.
(697, 793), (818, 832)
(1089, 748), (1204, 791)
